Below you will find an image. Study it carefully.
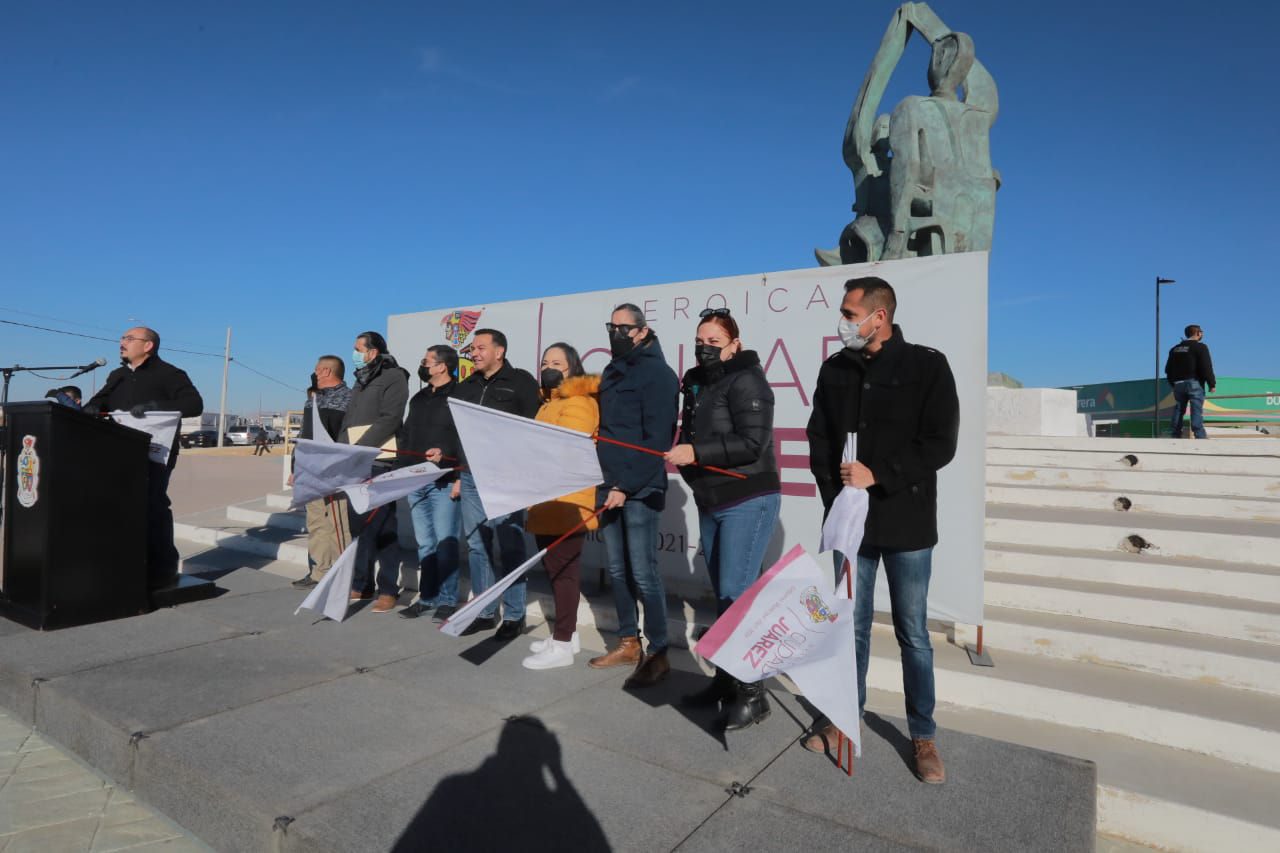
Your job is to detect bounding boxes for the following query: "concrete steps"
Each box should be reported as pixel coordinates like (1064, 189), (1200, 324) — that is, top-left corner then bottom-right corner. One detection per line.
(986, 482), (1280, 522)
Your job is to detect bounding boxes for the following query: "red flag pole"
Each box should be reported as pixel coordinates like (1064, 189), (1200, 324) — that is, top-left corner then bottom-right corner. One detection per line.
(836, 556), (854, 776)
(593, 433), (747, 480)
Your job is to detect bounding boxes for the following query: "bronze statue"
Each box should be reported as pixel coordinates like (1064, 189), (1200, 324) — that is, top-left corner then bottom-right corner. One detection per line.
(817, 3), (1000, 266)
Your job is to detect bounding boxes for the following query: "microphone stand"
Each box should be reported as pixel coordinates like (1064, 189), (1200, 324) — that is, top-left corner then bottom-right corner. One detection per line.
(1, 363), (97, 407)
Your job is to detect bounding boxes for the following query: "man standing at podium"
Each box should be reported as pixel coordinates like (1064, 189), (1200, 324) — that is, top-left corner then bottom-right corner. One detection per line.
(84, 327), (203, 590)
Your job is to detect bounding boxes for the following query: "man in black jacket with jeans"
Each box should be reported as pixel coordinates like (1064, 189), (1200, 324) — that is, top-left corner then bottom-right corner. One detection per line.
(452, 329), (541, 640)
(1165, 325), (1216, 439)
(85, 327), (203, 590)
(805, 277), (959, 784)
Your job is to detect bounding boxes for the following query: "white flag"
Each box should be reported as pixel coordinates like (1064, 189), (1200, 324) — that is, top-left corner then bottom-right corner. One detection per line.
(111, 410), (181, 465)
(820, 433), (869, 597)
(345, 462), (451, 514)
(696, 545), (862, 757)
(439, 547), (546, 638)
(309, 398), (334, 444)
(290, 439), (381, 508)
(448, 398), (602, 520)
(295, 538), (358, 622)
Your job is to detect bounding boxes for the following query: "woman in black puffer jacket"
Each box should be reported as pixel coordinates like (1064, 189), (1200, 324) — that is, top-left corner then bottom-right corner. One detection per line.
(665, 309), (781, 732)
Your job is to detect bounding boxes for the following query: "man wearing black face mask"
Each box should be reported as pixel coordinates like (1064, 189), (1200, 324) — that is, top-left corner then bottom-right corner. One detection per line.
(290, 355), (352, 589)
(397, 345), (463, 620)
(590, 303), (679, 688)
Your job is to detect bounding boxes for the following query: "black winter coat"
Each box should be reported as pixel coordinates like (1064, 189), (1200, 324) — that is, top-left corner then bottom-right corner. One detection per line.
(398, 379), (460, 480)
(597, 335), (679, 498)
(806, 327), (959, 550)
(451, 361), (541, 464)
(677, 351), (779, 509)
(86, 355), (204, 467)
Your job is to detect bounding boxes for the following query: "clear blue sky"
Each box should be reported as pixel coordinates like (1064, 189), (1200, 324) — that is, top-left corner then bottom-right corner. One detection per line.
(3, 0), (1276, 415)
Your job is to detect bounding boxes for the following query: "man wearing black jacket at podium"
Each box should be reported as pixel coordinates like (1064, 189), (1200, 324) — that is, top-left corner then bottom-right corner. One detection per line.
(84, 327), (203, 589)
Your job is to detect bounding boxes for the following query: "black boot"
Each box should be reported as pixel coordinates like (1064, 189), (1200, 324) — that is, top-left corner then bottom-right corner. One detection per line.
(680, 667), (734, 707)
(723, 678), (771, 731)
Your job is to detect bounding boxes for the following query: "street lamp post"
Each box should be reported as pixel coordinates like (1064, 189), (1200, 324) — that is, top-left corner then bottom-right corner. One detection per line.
(1154, 276), (1176, 437)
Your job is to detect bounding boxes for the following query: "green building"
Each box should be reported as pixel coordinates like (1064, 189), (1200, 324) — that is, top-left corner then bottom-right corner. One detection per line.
(1063, 377), (1280, 437)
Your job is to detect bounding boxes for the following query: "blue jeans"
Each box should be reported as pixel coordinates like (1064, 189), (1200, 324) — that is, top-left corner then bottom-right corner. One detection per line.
(698, 493), (781, 615)
(408, 479), (460, 607)
(1171, 379), (1207, 439)
(459, 472), (527, 622)
(600, 493), (668, 652)
(839, 545), (936, 740)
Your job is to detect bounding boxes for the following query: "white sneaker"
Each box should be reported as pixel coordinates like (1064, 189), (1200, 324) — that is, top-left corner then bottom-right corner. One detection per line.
(522, 639), (576, 670)
(529, 631), (580, 654)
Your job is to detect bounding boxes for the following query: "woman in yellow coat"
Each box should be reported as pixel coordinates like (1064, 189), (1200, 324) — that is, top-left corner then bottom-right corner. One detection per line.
(523, 342), (601, 670)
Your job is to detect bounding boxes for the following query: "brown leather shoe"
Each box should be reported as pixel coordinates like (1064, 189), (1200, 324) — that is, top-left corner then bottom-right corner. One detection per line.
(348, 590), (374, 602)
(371, 594), (398, 613)
(623, 650), (670, 689)
(588, 636), (642, 669)
(913, 738), (945, 784)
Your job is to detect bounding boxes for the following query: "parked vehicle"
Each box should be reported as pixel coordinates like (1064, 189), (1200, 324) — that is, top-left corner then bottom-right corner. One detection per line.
(180, 430), (234, 448)
(226, 426), (268, 446)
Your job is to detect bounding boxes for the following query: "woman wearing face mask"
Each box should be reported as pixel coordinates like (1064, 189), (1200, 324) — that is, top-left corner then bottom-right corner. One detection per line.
(522, 343), (601, 671)
(665, 309), (781, 730)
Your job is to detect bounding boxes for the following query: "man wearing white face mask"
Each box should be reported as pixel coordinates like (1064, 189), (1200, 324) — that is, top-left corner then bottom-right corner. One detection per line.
(805, 276), (959, 785)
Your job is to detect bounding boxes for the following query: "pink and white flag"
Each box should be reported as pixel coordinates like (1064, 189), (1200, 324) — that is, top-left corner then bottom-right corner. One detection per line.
(696, 544), (862, 756)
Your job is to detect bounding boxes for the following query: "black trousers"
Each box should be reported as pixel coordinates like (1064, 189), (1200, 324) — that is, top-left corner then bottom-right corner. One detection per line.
(146, 461), (180, 589)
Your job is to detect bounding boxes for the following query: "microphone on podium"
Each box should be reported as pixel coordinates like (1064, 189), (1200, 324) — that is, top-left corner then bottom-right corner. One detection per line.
(68, 357), (107, 378)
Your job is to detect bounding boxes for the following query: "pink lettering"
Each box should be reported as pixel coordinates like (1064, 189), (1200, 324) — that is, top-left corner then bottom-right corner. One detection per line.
(763, 338), (810, 406)
(705, 293), (728, 311)
(774, 427), (816, 498)
(643, 299), (658, 322)
(673, 296), (690, 319)
(806, 284), (830, 310)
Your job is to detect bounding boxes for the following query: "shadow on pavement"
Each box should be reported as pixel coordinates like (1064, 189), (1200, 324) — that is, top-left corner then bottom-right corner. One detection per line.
(393, 715), (610, 853)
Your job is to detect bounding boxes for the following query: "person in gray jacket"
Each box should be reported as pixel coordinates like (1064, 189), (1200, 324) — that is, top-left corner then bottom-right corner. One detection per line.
(666, 308), (780, 730)
(340, 331), (410, 611)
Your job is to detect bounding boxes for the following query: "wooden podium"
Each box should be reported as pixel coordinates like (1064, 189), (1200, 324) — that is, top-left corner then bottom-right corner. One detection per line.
(1, 401), (151, 629)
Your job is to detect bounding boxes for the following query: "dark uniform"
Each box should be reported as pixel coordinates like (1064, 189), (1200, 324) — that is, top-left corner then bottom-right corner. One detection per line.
(85, 356), (203, 588)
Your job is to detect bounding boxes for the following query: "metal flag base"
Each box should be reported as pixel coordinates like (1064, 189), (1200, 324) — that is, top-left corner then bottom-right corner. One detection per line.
(965, 625), (994, 667)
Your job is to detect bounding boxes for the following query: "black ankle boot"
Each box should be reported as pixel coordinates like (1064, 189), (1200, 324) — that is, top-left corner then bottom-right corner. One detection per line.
(723, 678), (771, 731)
(680, 667), (734, 707)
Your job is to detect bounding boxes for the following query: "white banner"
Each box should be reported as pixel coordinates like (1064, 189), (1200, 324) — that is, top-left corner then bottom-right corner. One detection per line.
(820, 433), (868, 597)
(295, 538), (358, 622)
(390, 252), (986, 626)
(438, 547), (547, 637)
(345, 461), (451, 514)
(309, 397), (333, 443)
(448, 398), (603, 520)
(111, 410), (181, 465)
(290, 439), (381, 508)
(696, 545), (861, 756)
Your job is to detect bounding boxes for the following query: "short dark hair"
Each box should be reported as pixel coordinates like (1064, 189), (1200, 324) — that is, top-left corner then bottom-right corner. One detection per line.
(1185, 324), (1202, 339)
(357, 331), (388, 356)
(319, 354), (345, 380)
(59, 385), (83, 402)
(428, 344), (459, 376)
(139, 326), (160, 353)
(473, 328), (507, 352)
(843, 276), (897, 321)
(612, 303), (646, 326)
(543, 342), (585, 378)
